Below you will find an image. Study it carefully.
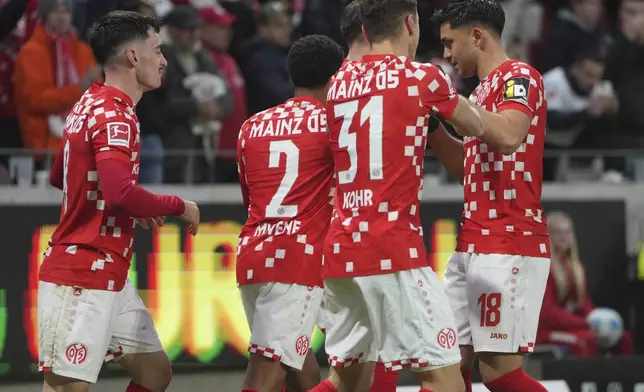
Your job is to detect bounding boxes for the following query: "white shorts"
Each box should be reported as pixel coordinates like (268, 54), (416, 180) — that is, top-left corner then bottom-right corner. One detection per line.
(38, 279), (163, 383)
(323, 267), (461, 372)
(444, 252), (551, 353)
(239, 282), (323, 370)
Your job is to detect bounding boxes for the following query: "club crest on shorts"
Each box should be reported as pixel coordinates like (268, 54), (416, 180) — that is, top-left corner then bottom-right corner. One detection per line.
(65, 343), (88, 364)
(437, 328), (456, 349)
(295, 335), (310, 356)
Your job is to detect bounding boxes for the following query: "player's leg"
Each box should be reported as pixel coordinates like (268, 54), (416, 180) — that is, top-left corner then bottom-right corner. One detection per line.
(284, 349), (321, 391)
(444, 252), (475, 392)
(374, 267), (463, 392)
(368, 362), (398, 392)
(310, 277), (378, 392)
(466, 254), (551, 392)
(107, 280), (171, 392)
(241, 282), (323, 392)
(38, 282), (118, 392)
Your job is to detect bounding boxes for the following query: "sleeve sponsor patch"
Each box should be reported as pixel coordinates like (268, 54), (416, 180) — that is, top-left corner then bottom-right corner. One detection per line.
(106, 122), (130, 147)
(503, 77), (530, 104)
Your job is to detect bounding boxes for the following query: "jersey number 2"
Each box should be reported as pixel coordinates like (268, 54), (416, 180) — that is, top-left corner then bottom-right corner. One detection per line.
(333, 96), (384, 184)
(266, 140), (299, 218)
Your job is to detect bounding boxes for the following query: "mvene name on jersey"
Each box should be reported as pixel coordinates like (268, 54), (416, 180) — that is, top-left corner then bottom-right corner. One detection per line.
(327, 68), (400, 101)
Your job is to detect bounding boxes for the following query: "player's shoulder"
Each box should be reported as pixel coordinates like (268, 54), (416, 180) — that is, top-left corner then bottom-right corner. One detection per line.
(499, 60), (543, 84)
(85, 86), (137, 131)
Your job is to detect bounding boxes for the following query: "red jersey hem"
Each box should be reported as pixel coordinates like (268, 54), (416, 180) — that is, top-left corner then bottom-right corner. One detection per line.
(38, 274), (126, 291)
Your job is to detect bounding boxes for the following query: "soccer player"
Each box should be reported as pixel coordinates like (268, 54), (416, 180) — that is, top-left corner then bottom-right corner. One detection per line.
(38, 11), (200, 392)
(341, 0), (370, 62)
(236, 34), (345, 392)
(432, 1), (551, 391)
(309, 0), (485, 391)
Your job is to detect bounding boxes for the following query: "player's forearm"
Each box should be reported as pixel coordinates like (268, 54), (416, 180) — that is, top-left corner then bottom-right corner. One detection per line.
(446, 96), (484, 138)
(96, 159), (185, 218)
(475, 108), (525, 155)
(427, 126), (464, 184)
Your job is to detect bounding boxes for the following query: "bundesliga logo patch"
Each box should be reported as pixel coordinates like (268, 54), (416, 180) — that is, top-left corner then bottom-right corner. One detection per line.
(503, 77), (530, 104)
(107, 122), (130, 147)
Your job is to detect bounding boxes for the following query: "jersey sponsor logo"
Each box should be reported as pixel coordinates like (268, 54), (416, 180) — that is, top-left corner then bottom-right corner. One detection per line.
(107, 122), (130, 147)
(437, 328), (457, 349)
(503, 77), (530, 104)
(65, 343), (88, 364)
(489, 332), (508, 340)
(295, 335), (310, 356)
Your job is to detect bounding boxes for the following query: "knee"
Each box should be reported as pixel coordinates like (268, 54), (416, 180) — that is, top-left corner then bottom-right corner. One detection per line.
(477, 354), (523, 383)
(154, 355), (173, 391)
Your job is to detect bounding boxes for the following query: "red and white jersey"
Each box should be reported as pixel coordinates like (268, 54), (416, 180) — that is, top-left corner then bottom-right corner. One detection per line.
(457, 59), (550, 258)
(236, 97), (334, 287)
(324, 54), (458, 278)
(39, 83), (141, 292)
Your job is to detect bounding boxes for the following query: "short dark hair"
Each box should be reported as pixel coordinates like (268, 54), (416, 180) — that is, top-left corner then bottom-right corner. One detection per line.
(358, 0), (418, 43)
(573, 47), (605, 65)
(288, 35), (345, 89)
(431, 0), (505, 37)
(341, 1), (363, 45)
(258, 1), (287, 27)
(88, 11), (160, 66)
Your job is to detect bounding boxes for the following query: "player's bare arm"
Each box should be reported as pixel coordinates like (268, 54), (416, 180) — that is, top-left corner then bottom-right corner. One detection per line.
(472, 106), (531, 155)
(427, 119), (464, 183)
(445, 95), (484, 137)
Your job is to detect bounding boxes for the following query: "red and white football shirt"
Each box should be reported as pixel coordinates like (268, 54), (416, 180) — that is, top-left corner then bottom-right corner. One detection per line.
(39, 83), (141, 292)
(324, 55), (458, 278)
(236, 97), (334, 287)
(457, 59), (550, 258)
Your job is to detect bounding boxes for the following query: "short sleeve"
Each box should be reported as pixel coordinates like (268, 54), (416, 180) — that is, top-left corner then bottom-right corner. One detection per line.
(496, 65), (544, 120)
(91, 116), (136, 163)
(417, 63), (459, 119)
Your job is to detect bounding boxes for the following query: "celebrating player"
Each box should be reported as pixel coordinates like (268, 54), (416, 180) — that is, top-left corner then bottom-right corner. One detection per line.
(38, 11), (200, 392)
(236, 34), (345, 392)
(308, 0), (485, 391)
(433, 1), (551, 391)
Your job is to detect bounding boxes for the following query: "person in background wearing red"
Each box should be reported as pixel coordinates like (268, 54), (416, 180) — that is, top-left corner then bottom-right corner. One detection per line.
(537, 211), (634, 357)
(200, 4), (247, 183)
(13, 0), (100, 155)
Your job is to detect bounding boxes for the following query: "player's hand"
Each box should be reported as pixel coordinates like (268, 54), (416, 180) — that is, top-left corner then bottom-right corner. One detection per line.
(199, 100), (221, 120)
(181, 199), (200, 236)
(588, 97), (605, 118)
(136, 217), (165, 230)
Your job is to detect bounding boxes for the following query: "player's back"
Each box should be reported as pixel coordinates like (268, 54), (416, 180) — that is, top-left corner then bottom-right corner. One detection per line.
(323, 55), (456, 278)
(236, 97), (334, 287)
(41, 84), (141, 291)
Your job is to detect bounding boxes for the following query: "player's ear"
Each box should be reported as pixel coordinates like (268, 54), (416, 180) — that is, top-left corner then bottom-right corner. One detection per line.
(361, 25), (369, 43)
(404, 14), (415, 36)
(471, 26), (484, 47)
(124, 47), (138, 67)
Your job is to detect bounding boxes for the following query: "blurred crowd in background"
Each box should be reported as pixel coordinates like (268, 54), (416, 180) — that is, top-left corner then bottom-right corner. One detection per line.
(0, 0), (643, 184)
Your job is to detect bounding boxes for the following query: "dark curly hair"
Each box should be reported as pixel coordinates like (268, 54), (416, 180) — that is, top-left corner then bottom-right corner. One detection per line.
(358, 0), (418, 43)
(288, 35), (345, 89)
(431, 0), (505, 37)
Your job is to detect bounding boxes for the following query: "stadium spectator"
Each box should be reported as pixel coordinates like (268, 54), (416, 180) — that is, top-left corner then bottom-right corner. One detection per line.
(540, 0), (606, 72)
(542, 49), (618, 181)
(537, 211), (634, 357)
(239, 1), (292, 115)
(159, 5), (233, 183)
(603, 0), (644, 149)
(200, 4), (248, 183)
(13, 0), (99, 155)
(0, 0), (30, 170)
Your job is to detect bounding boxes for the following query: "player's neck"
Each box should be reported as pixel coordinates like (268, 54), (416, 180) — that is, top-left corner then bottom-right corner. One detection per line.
(103, 73), (144, 105)
(346, 42), (370, 61)
(476, 46), (510, 80)
(293, 88), (326, 104)
(369, 39), (407, 58)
